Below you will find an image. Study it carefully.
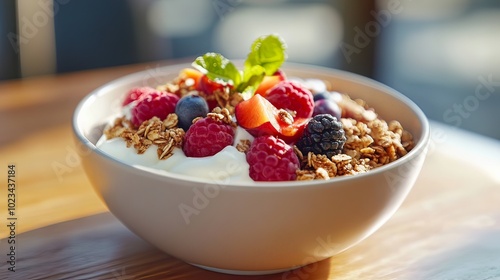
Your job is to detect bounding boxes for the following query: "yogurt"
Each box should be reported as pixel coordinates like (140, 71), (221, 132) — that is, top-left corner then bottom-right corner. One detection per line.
(96, 126), (254, 183)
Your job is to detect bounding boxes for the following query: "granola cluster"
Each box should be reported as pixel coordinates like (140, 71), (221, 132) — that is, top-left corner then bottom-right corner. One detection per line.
(295, 94), (415, 180)
(201, 88), (245, 115)
(205, 107), (236, 126)
(103, 107), (240, 161)
(104, 114), (185, 160)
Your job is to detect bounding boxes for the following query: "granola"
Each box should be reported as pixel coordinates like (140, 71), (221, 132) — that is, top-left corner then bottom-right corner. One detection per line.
(295, 94), (415, 180)
(104, 114), (185, 160)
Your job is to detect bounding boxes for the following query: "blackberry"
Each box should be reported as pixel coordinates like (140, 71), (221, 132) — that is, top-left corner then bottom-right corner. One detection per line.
(296, 114), (346, 158)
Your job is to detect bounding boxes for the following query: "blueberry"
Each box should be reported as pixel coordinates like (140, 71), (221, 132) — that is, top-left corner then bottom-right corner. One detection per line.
(175, 94), (209, 131)
(313, 91), (342, 102)
(313, 92), (327, 101)
(313, 99), (342, 120)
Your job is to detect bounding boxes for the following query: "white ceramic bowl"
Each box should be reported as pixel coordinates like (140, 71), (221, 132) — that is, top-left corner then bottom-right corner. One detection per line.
(73, 63), (430, 275)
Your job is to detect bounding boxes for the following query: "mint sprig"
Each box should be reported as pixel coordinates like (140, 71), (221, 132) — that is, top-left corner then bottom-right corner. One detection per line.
(192, 52), (241, 86)
(245, 34), (287, 76)
(192, 34), (287, 96)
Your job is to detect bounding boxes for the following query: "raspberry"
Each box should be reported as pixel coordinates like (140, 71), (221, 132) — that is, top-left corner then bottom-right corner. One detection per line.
(131, 91), (179, 127)
(246, 135), (300, 181)
(265, 80), (314, 118)
(296, 114), (346, 158)
(122, 87), (156, 106)
(183, 117), (235, 157)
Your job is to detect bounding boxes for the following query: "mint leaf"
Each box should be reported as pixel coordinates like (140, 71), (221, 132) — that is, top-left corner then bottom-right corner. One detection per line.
(238, 34), (287, 94)
(238, 64), (266, 96)
(245, 34), (287, 76)
(192, 52), (241, 86)
(242, 61), (265, 86)
(191, 35), (287, 96)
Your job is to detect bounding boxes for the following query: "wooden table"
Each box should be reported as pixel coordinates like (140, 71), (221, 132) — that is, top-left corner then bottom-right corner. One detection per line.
(1, 63), (500, 279)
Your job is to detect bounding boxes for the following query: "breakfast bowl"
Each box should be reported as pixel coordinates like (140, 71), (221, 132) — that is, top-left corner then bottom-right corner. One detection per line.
(72, 62), (430, 275)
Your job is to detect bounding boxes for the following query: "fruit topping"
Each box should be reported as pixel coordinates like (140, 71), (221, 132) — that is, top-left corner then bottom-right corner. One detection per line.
(246, 135), (300, 181)
(175, 93), (210, 131)
(255, 69), (286, 96)
(196, 74), (232, 110)
(131, 90), (180, 127)
(265, 80), (315, 118)
(313, 91), (342, 102)
(178, 68), (203, 89)
(235, 94), (309, 143)
(313, 99), (342, 120)
(279, 117), (309, 144)
(197, 74), (230, 95)
(122, 87), (156, 106)
(235, 94), (280, 136)
(182, 110), (235, 157)
(296, 114), (347, 158)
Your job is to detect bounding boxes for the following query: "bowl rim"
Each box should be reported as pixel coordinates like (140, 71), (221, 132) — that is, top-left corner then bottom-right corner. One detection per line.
(72, 62), (430, 189)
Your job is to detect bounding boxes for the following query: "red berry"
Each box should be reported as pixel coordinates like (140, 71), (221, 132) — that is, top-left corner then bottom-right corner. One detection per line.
(273, 69), (287, 80)
(122, 87), (156, 106)
(131, 91), (179, 127)
(265, 80), (314, 118)
(197, 74), (226, 94)
(183, 117), (235, 157)
(246, 135), (300, 181)
(196, 74), (233, 110)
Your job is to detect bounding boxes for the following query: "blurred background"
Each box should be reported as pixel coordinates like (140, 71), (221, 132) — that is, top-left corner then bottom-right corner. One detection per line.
(1, 0), (499, 139)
